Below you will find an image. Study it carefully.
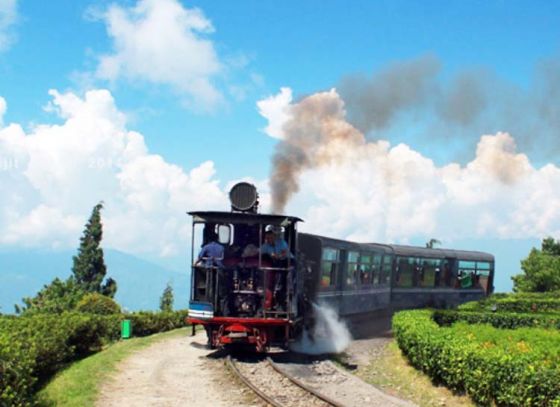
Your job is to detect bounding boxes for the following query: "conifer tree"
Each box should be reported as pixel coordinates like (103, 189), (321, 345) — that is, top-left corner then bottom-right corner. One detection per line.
(71, 202), (116, 297)
(160, 283), (174, 312)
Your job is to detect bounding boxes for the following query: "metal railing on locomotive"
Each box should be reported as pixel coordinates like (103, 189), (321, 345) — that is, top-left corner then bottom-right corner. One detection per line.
(190, 225), (295, 319)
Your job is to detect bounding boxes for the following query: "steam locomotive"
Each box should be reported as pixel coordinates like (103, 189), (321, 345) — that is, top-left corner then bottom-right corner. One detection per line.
(187, 182), (495, 351)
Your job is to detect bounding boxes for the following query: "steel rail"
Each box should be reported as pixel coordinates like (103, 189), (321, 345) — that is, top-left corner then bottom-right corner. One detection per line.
(266, 357), (344, 407)
(226, 355), (284, 407)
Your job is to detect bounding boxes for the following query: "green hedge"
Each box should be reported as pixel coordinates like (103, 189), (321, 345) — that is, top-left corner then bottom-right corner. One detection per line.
(393, 310), (560, 406)
(0, 310), (189, 406)
(460, 293), (560, 313)
(433, 309), (560, 330)
(127, 310), (189, 336)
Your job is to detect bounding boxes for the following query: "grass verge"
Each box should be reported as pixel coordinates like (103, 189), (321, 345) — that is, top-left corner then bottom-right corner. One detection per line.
(357, 340), (474, 407)
(37, 328), (188, 406)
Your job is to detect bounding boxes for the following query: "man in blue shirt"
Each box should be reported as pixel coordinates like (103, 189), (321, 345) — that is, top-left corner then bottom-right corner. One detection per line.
(197, 234), (224, 267)
(261, 230), (290, 260)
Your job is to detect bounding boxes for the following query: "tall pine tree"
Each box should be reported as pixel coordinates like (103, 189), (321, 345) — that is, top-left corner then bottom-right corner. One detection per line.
(159, 283), (174, 312)
(71, 202), (117, 298)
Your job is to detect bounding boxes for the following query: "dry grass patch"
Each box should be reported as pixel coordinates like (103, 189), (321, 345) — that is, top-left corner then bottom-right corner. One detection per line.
(357, 340), (474, 407)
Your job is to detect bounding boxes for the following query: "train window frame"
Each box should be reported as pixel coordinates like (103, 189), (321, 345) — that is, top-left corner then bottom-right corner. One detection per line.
(395, 256), (415, 288)
(457, 259), (477, 289)
(417, 258), (440, 288)
(380, 255), (392, 285)
(358, 253), (374, 286)
(216, 224), (232, 245)
(346, 251), (360, 288)
(320, 247), (339, 290)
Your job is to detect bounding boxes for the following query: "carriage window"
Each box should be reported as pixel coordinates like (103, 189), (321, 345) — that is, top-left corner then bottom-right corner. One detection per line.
(346, 251), (360, 287)
(418, 258), (439, 288)
(321, 248), (339, 288)
(217, 224), (231, 245)
(396, 257), (415, 287)
(476, 262), (491, 292)
(458, 260), (476, 288)
(359, 254), (373, 285)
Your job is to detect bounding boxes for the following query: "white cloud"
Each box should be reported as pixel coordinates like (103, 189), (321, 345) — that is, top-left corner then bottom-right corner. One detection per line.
(256, 87), (292, 139)
(259, 88), (560, 243)
(0, 89), (227, 255)
(95, 0), (223, 110)
(0, 0), (17, 52)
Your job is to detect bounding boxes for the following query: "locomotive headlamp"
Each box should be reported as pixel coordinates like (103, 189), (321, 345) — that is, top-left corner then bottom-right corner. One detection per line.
(229, 182), (259, 213)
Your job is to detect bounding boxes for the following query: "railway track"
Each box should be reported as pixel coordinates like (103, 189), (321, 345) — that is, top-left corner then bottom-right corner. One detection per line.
(226, 355), (344, 407)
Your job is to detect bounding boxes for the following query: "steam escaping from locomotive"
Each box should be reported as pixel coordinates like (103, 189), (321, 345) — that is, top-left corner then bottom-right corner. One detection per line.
(291, 303), (352, 355)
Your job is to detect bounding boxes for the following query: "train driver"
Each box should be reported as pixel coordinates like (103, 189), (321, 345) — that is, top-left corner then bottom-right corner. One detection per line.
(196, 232), (224, 267)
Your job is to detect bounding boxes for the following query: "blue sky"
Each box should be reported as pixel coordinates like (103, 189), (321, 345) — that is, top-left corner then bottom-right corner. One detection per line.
(2, 0), (559, 177)
(1, 0), (559, 292)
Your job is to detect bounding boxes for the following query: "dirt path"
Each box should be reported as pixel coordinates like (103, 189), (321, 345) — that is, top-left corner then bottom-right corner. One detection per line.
(96, 331), (258, 407)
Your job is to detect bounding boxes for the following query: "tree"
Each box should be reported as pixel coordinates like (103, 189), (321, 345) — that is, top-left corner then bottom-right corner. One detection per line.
(512, 237), (560, 292)
(426, 238), (442, 249)
(160, 283), (174, 312)
(71, 202), (116, 297)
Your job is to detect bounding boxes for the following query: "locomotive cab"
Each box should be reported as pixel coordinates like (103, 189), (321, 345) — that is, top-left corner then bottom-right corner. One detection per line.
(187, 183), (303, 351)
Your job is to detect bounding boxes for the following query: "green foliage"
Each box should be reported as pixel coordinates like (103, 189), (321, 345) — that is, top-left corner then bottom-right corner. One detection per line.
(16, 278), (85, 315)
(433, 309), (560, 330)
(459, 292), (560, 313)
(542, 237), (560, 256)
(128, 310), (188, 336)
(101, 277), (117, 298)
(0, 310), (188, 406)
(159, 283), (174, 312)
(393, 310), (560, 406)
(71, 202), (116, 297)
(512, 237), (560, 292)
(76, 293), (121, 315)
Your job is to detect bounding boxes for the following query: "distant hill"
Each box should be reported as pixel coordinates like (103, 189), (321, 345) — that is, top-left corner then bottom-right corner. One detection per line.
(0, 248), (189, 314)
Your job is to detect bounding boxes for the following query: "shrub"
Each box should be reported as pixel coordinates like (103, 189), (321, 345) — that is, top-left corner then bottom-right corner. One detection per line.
(393, 310), (560, 406)
(0, 310), (187, 406)
(433, 309), (560, 330)
(128, 310), (188, 337)
(75, 293), (121, 315)
(459, 293), (560, 313)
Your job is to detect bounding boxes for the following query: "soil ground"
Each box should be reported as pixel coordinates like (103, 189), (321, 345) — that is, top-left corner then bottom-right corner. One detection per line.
(96, 331), (259, 407)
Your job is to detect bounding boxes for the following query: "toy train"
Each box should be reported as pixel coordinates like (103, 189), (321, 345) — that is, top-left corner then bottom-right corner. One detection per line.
(187, 182), (495, 351)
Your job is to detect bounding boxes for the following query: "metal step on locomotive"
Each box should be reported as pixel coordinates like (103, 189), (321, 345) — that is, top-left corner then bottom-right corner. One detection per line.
(187, 182), (495, 352)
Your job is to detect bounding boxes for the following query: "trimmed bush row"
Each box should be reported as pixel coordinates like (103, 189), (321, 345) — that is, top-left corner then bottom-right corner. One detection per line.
(459, 294), (560, 313)
(393, 310), (560, 406)
(0, 310), (189, 406)
(433, 309), (560, 330)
